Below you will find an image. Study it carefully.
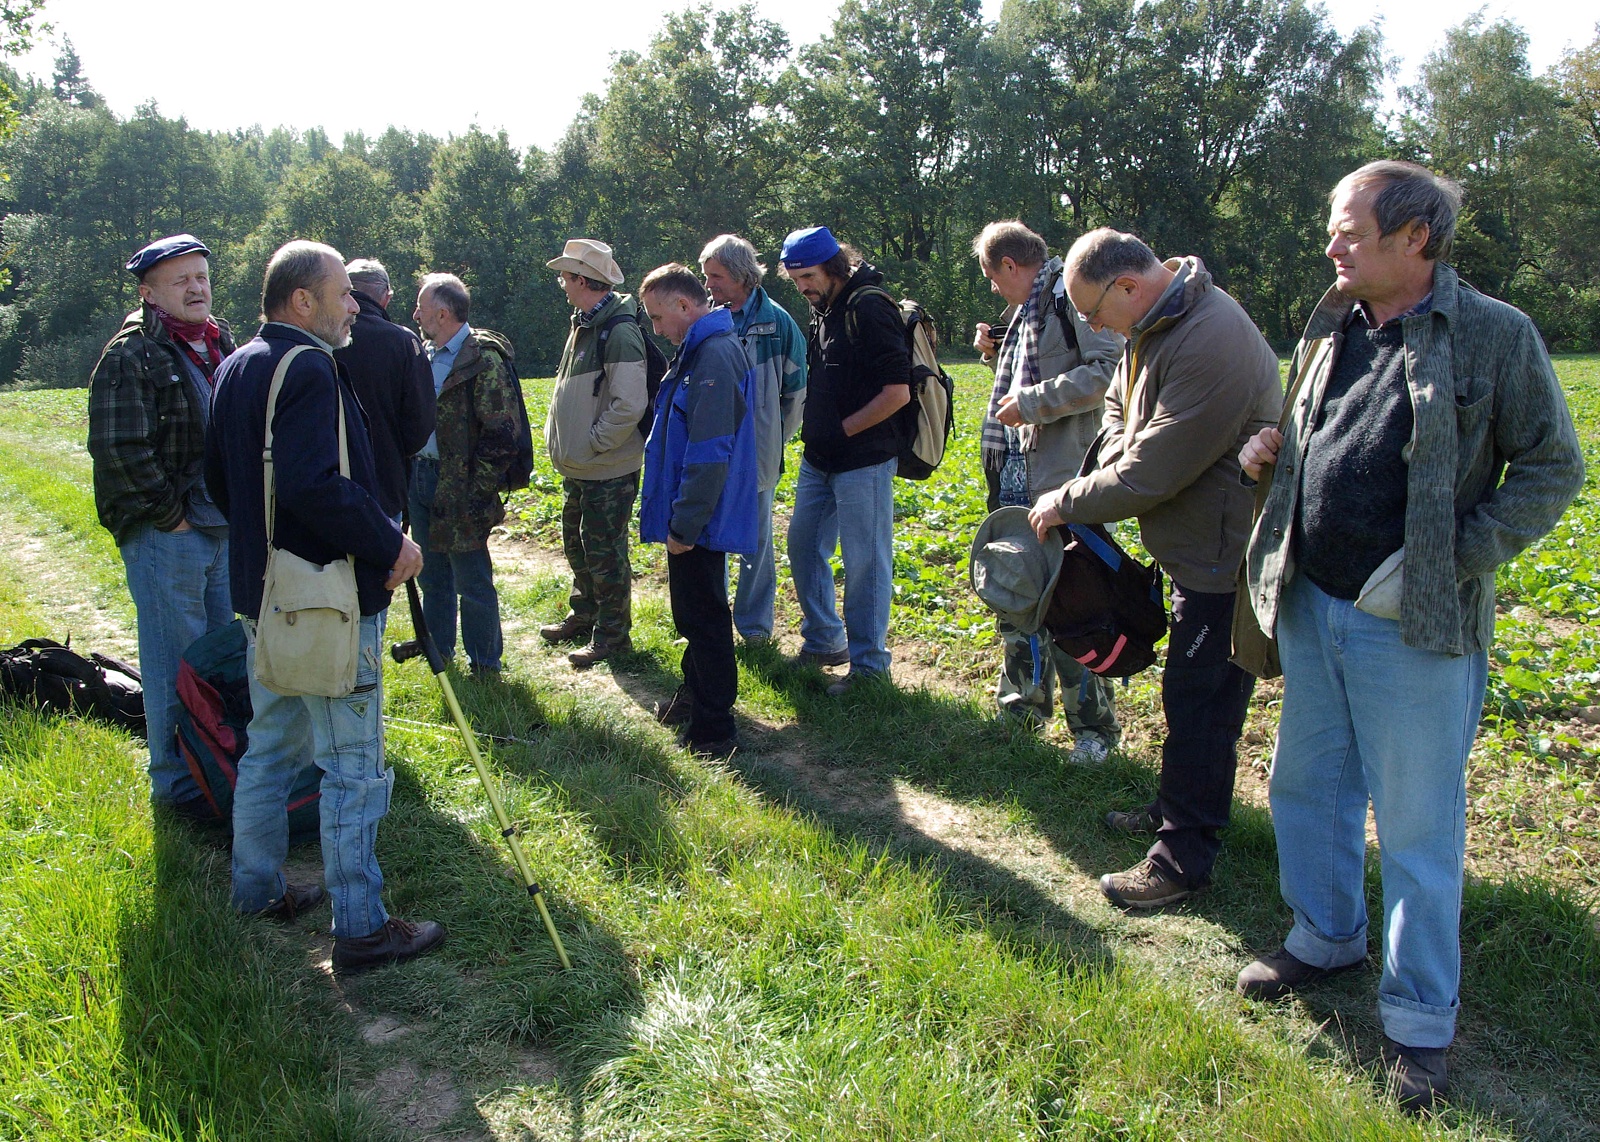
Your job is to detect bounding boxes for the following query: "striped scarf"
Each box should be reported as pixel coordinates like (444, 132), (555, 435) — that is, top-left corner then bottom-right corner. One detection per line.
(981, 261), (1051, 471)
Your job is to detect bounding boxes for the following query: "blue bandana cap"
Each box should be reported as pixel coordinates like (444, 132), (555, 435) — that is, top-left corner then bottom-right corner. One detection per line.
(780, 226), (841, 269)
(126, 234), (210, 279)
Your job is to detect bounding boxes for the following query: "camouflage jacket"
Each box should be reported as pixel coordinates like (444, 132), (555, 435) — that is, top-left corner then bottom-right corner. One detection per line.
(429, 328), (518, 552)
(88, 305), (237, 544)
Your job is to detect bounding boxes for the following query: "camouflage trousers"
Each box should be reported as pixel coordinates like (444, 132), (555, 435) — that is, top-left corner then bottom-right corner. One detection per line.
(996, 617), (1119, 736)
(561, 471), (639, 648)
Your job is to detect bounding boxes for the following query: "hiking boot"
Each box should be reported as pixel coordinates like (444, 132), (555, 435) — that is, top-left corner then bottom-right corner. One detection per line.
(654, 687), (693, 727)
(1104, 807), (1161, 836)
(569, 638), (632, 669)
(1382, 1037), (1449, 1113)
(1099, 858), (1192, 909)
(826, 669), (889, 698)
(681, 734), (739, 761)
(788, 646), (850, 669)
(539, 615), (592, 645)
(1236, 945), (1362, 1001)
(332, 917), (447, 973)
(249, 883), (326, 921)
(1067, 730), (1112, 766)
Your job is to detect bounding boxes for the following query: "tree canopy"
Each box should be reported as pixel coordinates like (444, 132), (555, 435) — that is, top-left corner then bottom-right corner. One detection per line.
(2, 2), (1597, 389)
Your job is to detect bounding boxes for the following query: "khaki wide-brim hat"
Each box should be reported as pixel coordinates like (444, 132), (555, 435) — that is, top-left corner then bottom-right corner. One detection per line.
(968, 506), (1064, 634)
(546, 238), (624, 286)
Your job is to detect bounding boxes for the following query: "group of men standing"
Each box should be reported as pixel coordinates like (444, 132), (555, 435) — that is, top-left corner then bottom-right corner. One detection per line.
(84, 156), (1584, 1111)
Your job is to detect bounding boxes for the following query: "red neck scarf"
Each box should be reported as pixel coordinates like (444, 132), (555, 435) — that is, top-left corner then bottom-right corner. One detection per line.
(153, 305), (223, 380)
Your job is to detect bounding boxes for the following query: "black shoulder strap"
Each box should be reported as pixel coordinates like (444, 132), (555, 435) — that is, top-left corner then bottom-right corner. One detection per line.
(1052, 288), (1081, 355)
(593, 309), (639, 395)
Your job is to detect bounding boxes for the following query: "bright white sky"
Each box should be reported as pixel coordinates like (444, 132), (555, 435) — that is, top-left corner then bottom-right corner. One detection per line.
(9, 0), (1597, 152)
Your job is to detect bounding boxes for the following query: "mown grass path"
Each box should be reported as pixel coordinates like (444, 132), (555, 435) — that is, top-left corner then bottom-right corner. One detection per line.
(1, 367), (1596, 1140)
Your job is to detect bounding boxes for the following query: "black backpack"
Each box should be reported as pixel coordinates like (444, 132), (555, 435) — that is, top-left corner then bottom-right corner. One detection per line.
(594, 306), (670, 438)
(1042, 523), (1167, 678)
(472, 329), (534, 493)
(0, 637), (146, 735)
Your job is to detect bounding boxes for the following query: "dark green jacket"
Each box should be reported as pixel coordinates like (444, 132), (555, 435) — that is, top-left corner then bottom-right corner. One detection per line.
(88, 305), (236, 544)
(429, 328), (519, 552)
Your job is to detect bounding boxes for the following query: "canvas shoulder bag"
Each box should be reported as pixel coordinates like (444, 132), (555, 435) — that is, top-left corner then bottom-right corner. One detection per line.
(253, 344), (362, 698)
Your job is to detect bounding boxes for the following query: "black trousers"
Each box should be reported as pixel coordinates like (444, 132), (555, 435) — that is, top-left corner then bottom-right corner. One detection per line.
(1146, 580), (1254, 887)
(667, 544), (739, 744)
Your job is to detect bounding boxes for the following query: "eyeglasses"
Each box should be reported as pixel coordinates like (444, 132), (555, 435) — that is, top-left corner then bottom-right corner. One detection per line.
(1075, 280), (1116, 326)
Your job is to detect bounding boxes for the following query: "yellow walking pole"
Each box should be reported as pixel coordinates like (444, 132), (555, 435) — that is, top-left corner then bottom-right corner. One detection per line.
(392, 578), (572, 970)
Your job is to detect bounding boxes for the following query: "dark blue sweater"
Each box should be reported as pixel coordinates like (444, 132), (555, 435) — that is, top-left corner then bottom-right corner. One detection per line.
(205, 323), (403, 619)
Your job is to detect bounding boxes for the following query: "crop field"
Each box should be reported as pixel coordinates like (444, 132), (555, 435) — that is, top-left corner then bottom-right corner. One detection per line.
(0, 357), (1595, 1140)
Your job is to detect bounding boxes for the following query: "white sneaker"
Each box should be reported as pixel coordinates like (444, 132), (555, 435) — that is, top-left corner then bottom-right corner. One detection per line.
(1068, 731), (1111, 766)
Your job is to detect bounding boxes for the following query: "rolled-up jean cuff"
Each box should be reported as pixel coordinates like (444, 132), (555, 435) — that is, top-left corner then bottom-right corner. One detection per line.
(1285, 917), (1367, 971)
(1379, 992), (1459, 1049)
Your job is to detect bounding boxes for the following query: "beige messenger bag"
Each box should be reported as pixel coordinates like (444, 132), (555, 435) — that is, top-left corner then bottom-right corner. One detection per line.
(252, 345), (362, 698)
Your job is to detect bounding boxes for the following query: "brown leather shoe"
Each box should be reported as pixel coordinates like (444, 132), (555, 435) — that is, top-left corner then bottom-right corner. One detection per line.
(569, 639), (632, 668)
(1382, 1037), (1449, 1113)
(539, 615), (593, 645)
(654, 686), (693, 727)
(332, 917), (446, 972)
(249, 882), (326, 921)
(1236, 945), (1362, 1001)
(787, 647), (850, 668)
(1099, 858), (1192, 909)
(1103, 808), (1160, 836)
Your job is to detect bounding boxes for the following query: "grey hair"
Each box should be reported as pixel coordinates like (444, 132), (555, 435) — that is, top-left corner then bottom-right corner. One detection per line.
(1065, 228), (1159, 285)
(972, 221), (1047, 270)
(346, 257), (391, 298)
(262, 240), (343, 319)
(1336, 161), (1462, 262)
(418, 272), (470, 322)
(698, 234), (766, 292)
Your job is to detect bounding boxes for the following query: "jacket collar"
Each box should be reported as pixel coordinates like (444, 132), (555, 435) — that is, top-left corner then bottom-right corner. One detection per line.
(1303, 261), (1460, 342)
(354, 292), (389, 321)
(1132, 256), (1205, 338)
(259, 321), (334, 353)
(680, 306), (734, 357)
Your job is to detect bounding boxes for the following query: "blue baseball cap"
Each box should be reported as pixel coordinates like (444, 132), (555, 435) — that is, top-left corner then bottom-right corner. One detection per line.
(780, 226), (841, 269)
(126, 234), (210, 279)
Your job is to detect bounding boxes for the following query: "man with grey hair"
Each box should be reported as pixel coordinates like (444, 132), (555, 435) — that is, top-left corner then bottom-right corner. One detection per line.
(699, 233), (807, 645)
(1233, 161), (1584, 1111)
(970, 220), (1123, 760)
(1029, 227), (1281, 910)
(334, 258), (435, 520)
(206, 240), (445, 972)
(409, 272), (518, 675)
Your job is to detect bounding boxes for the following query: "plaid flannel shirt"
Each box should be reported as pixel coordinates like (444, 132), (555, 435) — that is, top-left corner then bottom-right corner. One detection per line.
(87, 306), (236, 544)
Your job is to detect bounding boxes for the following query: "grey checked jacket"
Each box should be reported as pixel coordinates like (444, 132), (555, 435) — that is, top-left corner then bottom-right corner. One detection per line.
(1245, 262), (1585, 657)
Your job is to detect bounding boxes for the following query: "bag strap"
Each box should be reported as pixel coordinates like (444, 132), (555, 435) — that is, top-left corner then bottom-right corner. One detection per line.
(592, 307), (640, 397)
(1067, 523), (1122, 571)
(261, 344), (347, 550)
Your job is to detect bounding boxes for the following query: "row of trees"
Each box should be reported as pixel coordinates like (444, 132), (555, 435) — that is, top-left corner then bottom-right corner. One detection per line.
(3, 0), (1599, 388)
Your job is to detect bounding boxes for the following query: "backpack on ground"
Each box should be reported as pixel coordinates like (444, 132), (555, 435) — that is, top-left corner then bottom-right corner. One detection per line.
(175, 620), (322, 843)
(595, 306), (670, 439)
(846, 286), (955, 481)
(1042, 523), (1167, 678)
(473, 329), (535, 493)
(0, 637), (145, 735)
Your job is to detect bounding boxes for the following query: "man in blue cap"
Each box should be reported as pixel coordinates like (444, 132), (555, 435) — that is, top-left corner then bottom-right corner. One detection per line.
(778, 227), (910, 695)
(88, 234), (236, 821)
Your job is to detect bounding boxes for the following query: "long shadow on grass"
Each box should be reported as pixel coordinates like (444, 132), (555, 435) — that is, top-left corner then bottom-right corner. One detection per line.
(732, 652), (1600, 1140)
(121, 692), (646, 1138)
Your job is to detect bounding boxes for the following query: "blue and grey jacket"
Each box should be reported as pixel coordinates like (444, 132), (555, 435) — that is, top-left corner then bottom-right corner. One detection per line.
(729, 286), (807, 492)
(640, 308), (761, 556)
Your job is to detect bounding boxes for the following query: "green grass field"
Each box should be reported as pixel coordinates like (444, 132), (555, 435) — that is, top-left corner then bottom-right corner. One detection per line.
(0, 358), (1596, 1140)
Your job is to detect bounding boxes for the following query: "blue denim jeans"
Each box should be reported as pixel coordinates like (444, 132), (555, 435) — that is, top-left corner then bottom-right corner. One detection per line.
(408, 458), (503, 670)
(119, 522), (232, 804)
(787, 456), (896, 675)
(1270, 575), (1488, 1049)
(730, 484), (777, 641)
(231, 614), (392, 939)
